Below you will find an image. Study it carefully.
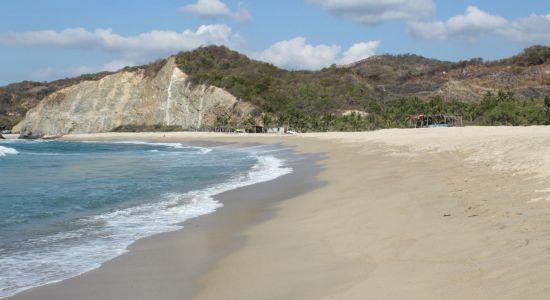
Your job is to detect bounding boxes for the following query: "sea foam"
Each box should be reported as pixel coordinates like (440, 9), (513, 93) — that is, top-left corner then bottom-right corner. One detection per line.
(84, 140), (212, 153)
(0, 145), (18, 156)
(0, 150), (291, 298)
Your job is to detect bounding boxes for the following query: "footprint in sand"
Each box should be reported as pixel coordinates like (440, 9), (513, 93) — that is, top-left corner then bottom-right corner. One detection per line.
(511, 239), (530, 248)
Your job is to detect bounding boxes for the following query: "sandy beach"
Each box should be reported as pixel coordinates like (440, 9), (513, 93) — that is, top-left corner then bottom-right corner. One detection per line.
(8, 126), (550, 299)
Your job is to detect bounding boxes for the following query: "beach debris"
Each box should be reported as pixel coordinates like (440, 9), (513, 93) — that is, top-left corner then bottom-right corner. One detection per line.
(443, 214), (451, 217)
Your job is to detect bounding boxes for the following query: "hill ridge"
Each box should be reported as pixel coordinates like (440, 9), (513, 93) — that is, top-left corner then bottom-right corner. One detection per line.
(2, 45), (550, 132)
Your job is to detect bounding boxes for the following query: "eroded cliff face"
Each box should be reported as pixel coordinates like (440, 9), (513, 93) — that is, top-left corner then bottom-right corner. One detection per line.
(14, 57), (258, 136)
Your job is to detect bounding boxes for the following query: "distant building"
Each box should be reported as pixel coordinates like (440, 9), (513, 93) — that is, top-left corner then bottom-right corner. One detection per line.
(410, 113), (463, 128)
(211, 126), (235, 133)
(246, 125), (265, 133)
(267, 127), (286, 134)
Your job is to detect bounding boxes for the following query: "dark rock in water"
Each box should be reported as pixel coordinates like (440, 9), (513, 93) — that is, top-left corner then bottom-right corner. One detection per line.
(0, 133), (4, 139)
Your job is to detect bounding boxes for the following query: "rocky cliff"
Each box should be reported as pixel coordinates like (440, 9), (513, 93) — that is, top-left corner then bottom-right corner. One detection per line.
(14, 57), (258, 136)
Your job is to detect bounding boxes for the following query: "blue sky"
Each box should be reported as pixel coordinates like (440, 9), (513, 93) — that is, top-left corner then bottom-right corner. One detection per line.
(0, 0), (549, 85)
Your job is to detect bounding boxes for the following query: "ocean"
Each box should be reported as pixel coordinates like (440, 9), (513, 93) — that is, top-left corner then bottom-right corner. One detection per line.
(0, 139), (292, 298)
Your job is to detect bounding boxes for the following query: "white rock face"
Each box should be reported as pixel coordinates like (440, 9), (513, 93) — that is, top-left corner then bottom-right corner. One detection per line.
(15, 57), (258, 136)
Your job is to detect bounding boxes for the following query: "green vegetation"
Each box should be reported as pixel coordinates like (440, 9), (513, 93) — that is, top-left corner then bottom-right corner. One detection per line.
(2, 45), (550, 132)
(504, 45), (550, 66)
(104, 92), (550, 133)
(256, 92), (549, 132)
(175, 46), (375, 114)
(175, 46), (550, 132)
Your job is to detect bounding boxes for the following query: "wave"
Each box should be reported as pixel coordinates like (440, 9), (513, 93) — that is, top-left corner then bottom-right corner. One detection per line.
(83, 140), (212, 154)
(147, 148), (211, 155)
(109, 140), (187, 149)
(0, 139), (47, 144)
(21, 152), (84, 156)
(0, 146), (18, 157)
(0, 154), (291, 298)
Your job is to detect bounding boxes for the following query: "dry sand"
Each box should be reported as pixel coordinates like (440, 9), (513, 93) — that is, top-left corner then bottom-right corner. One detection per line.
(9, 126), (550, 299)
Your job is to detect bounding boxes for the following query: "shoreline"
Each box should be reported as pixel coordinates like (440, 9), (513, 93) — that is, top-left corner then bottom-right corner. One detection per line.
(6, 137), (323, 300)
(8, 127), (550, 299)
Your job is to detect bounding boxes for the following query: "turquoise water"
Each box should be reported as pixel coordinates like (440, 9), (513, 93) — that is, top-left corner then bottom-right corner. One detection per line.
(0, 140), (292, 297)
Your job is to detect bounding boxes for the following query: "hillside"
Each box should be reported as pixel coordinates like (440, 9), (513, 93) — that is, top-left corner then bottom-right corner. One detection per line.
(14, 57), (260, 137)
(3, 45), (550, 133)
(0, 59), (168, 131)
(0, 74), (111, 130)
(175, 46), (550, 106)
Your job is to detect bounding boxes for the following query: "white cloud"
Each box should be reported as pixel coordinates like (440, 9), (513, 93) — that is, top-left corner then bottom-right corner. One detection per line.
(0, 24), (241, 57)
(32, 37), (380, 80)
(310, 0), (435, 24)
(2, 24), (243, 82)
(0, 24), (242, 61)
(180, 0), (252, 22)
(409, 6), (550, 43)
(254, 37), (340, 70)
(409, 6), (507, 40)
(498, 14), (550, 43)
(0, 28), (98, 48)
(340, 41), (380, 64)
(254, 37), (380, 70)
(4, 24), (380, 80)
(32, 59), (137, 82)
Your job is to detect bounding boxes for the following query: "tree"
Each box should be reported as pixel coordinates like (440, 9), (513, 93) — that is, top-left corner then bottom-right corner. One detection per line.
(262, 114), (273, 128)
(544, 95), (550, 124)
(215, 114), (230, 126)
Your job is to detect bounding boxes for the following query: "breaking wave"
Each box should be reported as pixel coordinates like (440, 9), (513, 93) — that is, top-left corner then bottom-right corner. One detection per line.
(0, 150), (291, 297)
(0, 146), (18, 157)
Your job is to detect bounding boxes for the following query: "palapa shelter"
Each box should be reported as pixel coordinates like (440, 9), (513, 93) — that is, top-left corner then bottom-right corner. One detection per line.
(410, 113), (463, 128)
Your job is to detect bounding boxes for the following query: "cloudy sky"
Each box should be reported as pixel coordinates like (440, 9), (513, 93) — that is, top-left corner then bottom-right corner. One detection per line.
(0, 0), (549, 85)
